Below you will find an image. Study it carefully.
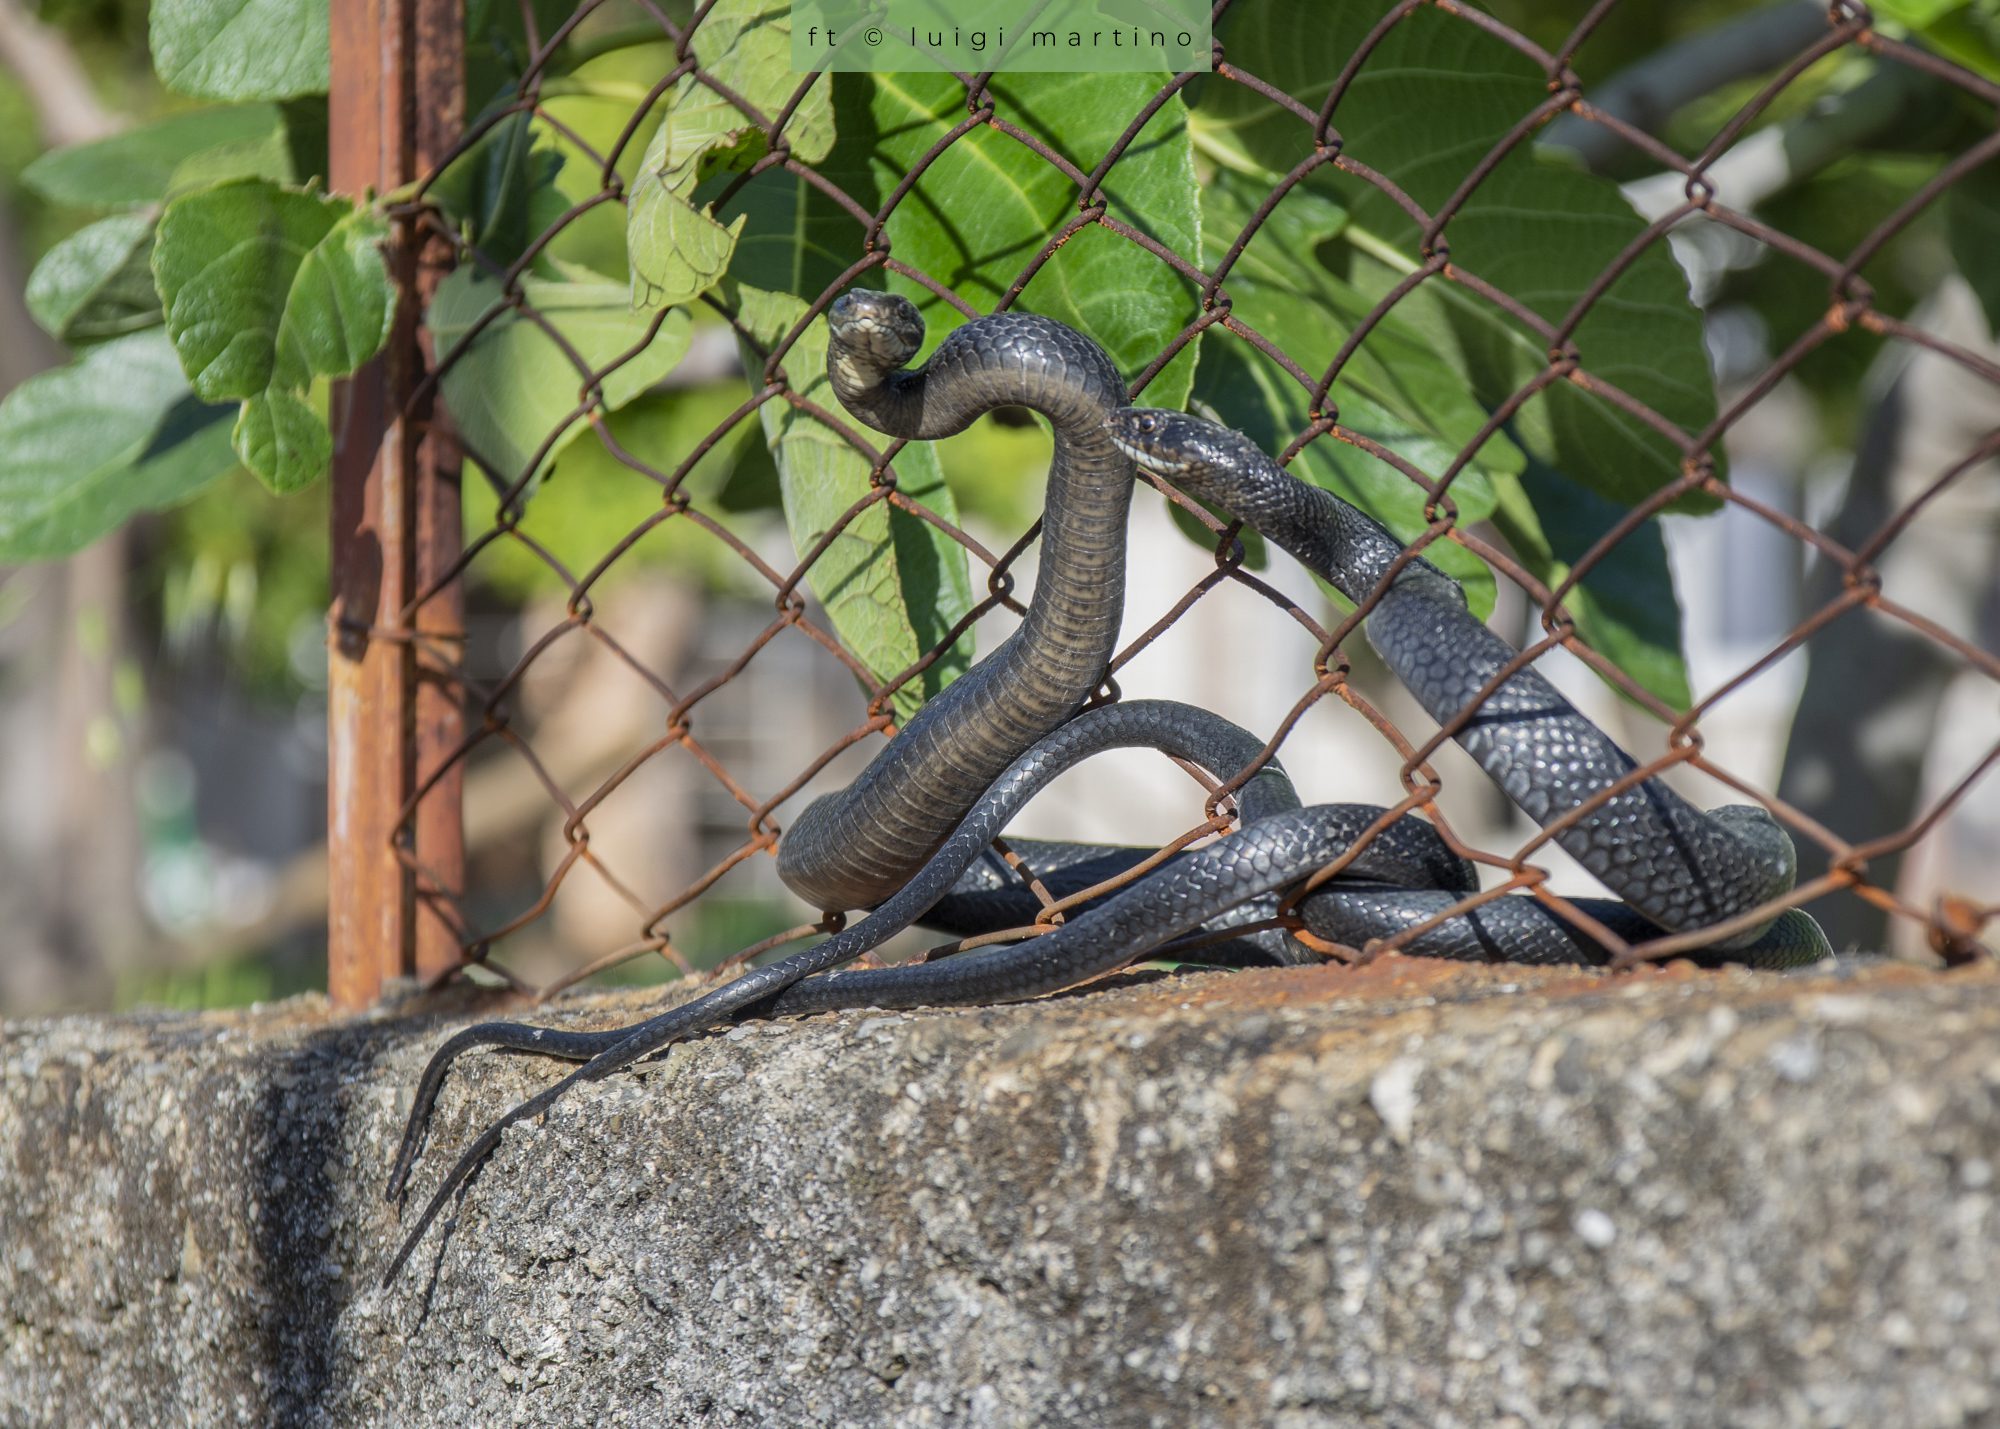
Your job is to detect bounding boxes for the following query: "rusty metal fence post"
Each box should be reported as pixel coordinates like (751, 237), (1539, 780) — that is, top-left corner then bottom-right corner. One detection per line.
(327, 0), (467, 1008)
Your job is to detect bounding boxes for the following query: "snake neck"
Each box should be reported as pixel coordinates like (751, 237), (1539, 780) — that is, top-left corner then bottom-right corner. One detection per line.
(780, 311), (1140, 912)
(832, 313), (1135, 657)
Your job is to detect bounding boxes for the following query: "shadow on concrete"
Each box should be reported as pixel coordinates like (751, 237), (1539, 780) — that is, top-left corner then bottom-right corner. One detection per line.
(249, 1021), (384, 1427)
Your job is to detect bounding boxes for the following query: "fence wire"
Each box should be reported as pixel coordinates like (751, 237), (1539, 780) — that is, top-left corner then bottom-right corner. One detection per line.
(357, 0), (2000, 1004)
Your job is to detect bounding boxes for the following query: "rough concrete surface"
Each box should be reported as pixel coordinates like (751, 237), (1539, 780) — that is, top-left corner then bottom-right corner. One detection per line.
(2, 957), (1997, 1427)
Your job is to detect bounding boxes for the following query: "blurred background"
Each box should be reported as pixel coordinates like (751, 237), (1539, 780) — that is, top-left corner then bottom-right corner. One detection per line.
(1, 0), (1996, 1014)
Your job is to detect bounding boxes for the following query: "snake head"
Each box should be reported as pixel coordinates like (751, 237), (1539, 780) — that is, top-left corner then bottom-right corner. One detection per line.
(1108, 407), (1246, 479)
(827, 288), (926, 372)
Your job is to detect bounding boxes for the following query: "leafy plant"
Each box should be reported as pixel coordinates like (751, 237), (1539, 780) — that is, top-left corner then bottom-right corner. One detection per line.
(154, 179), (393, 490)
(13, 0), (1987, 720)
(1871, 0), (2000, 82)
(736, 285), (975, 721)
(428, 268), (692, 492)
(0, 330), (235, 558)
(10, 72), (382, 548)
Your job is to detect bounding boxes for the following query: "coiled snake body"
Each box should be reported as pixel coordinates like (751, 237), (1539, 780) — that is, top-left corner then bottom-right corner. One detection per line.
(382, 291), (1827, 1282)
(777, 293), (1135, 912)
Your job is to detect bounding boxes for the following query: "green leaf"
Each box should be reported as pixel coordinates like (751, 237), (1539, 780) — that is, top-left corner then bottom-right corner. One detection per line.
(466, 0), (580, 113)
(627, 0), (835, 310)
(1193, 173), (1507, 616)
(1200, 1), (1720, 513)
(1947, 153), (2000, 333)
(529, 40), (686, 280)
(425, 112), (566, 267)
(426, 269), (694, 491)
(25, 212), (163, 342)
(728, 70), (1202, 406)
(460, 381), (780, 599)
(22, 104), (298, 208)
(723, 162), (854, 299)
(1489, 462), (1691, 710)
(228, 386), (328, 491)
(151, 0), (328, 101)
(1871, 0), (2000, 79)
(0, 330), (240, 560)
(1871, 0), (1972, 25)
(153, 178), (394, 491)
(736, 286), (974, 723)
(628, 122), (746, 309)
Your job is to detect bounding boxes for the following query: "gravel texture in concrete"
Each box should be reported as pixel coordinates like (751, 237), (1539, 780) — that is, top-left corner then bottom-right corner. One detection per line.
(3, 957), (1996, 1426)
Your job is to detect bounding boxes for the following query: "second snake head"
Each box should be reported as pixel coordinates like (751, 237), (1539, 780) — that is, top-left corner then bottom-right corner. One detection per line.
(827, 288), (926, 378)
(1108, 406), (1256, 482)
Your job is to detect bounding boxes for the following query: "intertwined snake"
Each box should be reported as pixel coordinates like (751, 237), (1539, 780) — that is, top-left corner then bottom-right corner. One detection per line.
(382, 291), (1828, 1283)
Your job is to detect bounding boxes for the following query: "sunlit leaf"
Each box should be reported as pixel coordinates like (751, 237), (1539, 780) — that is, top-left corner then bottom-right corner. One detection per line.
(25, 212), (163, 342)
(151, 0), (329, 101)
(628, 0), (835, 309)
(427, 269), (693, 490)
(23, 104), (298, 208)
(0, 331), (240, 560)
(153, 178), (394, 490)
(1202, 0), (1719, 512)
(735, 286), (974, 723)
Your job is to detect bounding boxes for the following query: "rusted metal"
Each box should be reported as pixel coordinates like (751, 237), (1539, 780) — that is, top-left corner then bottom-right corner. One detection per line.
(327, 0), (466, 1006)
(408, 0), (469, 984)
(322, 0), (2000, 1007)
(326, 0), (410, 1009)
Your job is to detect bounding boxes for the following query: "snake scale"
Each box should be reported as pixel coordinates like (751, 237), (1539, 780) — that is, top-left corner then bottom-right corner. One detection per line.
(381, 290), (1828, 1283)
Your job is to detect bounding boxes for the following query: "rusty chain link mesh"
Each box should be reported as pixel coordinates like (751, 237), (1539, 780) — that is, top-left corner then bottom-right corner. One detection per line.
(370, 0), (2000, 1004)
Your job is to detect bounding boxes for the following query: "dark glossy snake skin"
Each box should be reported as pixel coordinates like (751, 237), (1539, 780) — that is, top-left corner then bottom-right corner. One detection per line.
(384, 699), (1465, 1281)
(775, 291), (1135, 911)
(382, 296), (1827, 1284)
(761, 325), (1829, 1019)
(385, 293), (1149, 1282)
(1106, 409), (1829, 963)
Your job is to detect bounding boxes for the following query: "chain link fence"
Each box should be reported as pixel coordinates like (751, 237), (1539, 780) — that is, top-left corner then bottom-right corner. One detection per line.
(324, 0), (2000, 1007)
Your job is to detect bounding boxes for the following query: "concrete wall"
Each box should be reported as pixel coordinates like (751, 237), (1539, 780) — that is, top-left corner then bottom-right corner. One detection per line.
(3, 959), (1996, 1426)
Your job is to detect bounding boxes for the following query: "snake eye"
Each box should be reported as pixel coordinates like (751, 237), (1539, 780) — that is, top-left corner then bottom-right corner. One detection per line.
(1137, 413), (1158, 434)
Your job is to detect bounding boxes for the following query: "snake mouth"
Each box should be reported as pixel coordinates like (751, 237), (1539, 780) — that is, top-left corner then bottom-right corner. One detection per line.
(1107, 406), (1196, 474)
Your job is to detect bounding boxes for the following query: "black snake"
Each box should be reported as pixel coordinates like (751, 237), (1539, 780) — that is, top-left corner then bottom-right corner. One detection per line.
(381, 291), (1827, 1283)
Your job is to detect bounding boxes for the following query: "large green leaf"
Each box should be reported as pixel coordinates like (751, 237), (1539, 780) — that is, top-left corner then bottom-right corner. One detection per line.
(728, 70), (1201, 406)
(0, 331), (240, 560)
(153, 178), (394, 491)
(460, 381), (781, 598)
(1200, 0), (1719, 513)
(629, 119), (744, 309)
(1947, 152), (2000, 333)
(527, 39), (685, 280)
(723, 162), (854, 300)
(426, 269), (693, 491)
(1193, 171), (1509, 616)
(22, 104), (298, 208)
(715, 69), (1198, 715)
(736, 286), (974, 724)
(627, 0), (836, 310)
(25, 212), (163, 342)
(1870, 0), (2000, 79)
(425, 112), (567, 268)
(465, 0), (586, 113)
(151, 0), (328, 101)
(1489, 462), (1690, 710)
